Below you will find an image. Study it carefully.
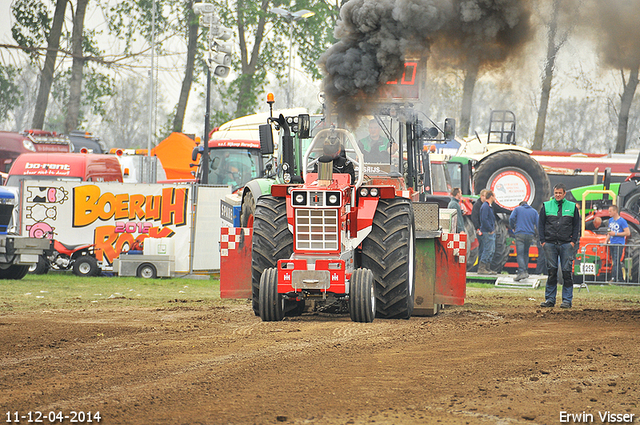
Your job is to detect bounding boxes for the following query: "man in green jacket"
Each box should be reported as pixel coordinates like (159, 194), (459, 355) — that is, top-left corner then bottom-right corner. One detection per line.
(538, 183), (581, 308)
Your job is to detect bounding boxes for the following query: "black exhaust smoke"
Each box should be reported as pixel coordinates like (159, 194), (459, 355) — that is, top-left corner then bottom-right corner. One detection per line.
(319, 0), (533, 126)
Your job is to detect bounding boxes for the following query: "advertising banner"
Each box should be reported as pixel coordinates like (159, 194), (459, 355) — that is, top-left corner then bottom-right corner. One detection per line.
(20, 181), (193, 271)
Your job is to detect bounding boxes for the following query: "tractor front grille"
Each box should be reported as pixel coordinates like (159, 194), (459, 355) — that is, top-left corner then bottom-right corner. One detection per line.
(294, 209), (339, 251)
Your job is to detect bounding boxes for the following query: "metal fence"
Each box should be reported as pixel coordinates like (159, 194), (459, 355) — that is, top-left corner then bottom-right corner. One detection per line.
(575, 242), (640, 286)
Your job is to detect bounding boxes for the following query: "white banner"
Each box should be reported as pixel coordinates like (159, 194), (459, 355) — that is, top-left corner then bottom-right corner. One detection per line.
(21, 181), (193, 271)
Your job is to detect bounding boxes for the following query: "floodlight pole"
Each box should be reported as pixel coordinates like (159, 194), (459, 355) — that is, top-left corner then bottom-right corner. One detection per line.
(202, 61), (211, 185)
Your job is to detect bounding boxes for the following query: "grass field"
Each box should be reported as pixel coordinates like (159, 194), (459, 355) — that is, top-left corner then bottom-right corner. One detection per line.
(1, 273), (640, 313)
(0, 273), (244, 312)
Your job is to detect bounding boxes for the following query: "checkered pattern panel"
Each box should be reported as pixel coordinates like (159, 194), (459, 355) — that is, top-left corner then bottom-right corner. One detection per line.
(220, 227), (251, 257)
(441, 232), (468, 263)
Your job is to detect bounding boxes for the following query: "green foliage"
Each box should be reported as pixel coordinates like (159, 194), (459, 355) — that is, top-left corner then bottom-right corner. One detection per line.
(0, 65), (24, 122)
(101, 0), (177, 54)
(11, 0), (52, 62)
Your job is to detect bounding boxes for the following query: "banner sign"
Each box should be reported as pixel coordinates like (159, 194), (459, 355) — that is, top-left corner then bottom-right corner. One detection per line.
(21, 181), (192, 269)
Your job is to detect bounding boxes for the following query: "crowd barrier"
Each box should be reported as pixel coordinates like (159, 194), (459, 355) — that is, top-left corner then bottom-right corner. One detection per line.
(575, 242), (640, 285)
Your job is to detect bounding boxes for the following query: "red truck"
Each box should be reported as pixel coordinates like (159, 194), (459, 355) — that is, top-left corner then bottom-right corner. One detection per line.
(0, 130), (71, 174)
(6, 152), (123, 187)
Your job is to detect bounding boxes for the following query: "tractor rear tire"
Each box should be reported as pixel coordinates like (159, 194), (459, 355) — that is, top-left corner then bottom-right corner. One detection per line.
(474, 151), (550, 212)
(623, 188), (640, 218)
(259, 267), (284, 321)
(491, 219), (509, 273)
(349, 269), (376, 323)
(251, 196), (293, 316)
(361, 198), (416, 319)
(240, 190), (256, 228)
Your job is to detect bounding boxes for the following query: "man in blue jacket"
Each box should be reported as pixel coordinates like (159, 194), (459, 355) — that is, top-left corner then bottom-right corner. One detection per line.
(510, 201), (539, 282)
(478, 190), (497, 275)
(538, 183), (581, 308)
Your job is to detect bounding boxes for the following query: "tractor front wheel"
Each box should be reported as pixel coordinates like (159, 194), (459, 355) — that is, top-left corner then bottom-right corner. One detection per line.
(259, 267), (284, 321)
(251, 196), (293, 316)
(349, 268), (376, 323)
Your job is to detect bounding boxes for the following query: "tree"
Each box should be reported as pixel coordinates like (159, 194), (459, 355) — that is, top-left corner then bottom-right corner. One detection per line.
(12, 0), (69, 129)
(65, 0), (90, 133)
(0, 65), (23, 124)
(531, 0), (577, 151)
(615, 65), (640, 153)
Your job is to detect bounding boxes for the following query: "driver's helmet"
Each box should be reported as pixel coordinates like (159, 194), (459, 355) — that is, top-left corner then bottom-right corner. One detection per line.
(322, 128), (342, 160)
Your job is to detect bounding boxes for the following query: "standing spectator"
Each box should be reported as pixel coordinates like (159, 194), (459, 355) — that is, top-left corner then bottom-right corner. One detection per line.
(478, 190), (497, 275)
(605, 205), (630, 282)
(448, 187), (464, 233)
(471, 189), (488, 268)
(509, 201), (539, 281)
(539, 183), (581, 308)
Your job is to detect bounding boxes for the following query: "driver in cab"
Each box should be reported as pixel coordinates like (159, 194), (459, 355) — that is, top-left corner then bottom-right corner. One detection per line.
(358, 119), (397, 163)
(314, 130), (356, 183)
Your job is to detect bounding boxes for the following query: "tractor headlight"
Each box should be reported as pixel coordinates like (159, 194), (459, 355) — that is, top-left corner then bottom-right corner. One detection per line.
(369, 188), (379, 197)
(326, 192), (340, 206)
(359, 188), (369, 197)
(293, 192), (307, 206)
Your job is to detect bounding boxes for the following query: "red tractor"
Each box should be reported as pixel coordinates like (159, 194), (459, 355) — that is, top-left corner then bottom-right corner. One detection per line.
(251, 109), (467, 322)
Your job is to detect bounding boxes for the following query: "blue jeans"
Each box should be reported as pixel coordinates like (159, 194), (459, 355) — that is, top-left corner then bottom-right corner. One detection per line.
(515, 233), (534, 275)
(610, 244), (624, 281)
(480, 232), (496, 264)
(543, 242), (575, 305)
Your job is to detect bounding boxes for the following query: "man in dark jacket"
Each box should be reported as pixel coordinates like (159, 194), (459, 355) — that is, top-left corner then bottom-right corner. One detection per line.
(538, 183), (581, 308)
(478, 190), (497, 275)
(510, 201), (539, 281)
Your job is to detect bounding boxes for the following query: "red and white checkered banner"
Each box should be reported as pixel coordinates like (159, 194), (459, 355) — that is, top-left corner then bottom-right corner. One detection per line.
(220, 227), (251, 257)
(441, 232), (467, 263)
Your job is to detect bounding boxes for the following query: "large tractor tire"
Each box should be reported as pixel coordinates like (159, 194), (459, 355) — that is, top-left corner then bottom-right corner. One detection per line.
(623, 188), (640, 218)
(361, 198), (416, 319)
(349, 268), (376, 323)
(0, 264), (30, 280)
(251, 196), (293, 316)
(240, 190), (256, 228)
(474, 151), (550, 212)
(490, 219), (510, 273)
(259, 267), (284, 321)
(464, 215), (479, 271)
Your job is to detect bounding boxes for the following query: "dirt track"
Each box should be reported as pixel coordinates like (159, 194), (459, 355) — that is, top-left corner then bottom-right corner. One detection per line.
(1, 288), (639, 425)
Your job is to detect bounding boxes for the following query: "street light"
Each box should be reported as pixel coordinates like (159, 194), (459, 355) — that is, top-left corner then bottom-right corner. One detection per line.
(269, 7), (315, 108)
(193, 2), (234, 184)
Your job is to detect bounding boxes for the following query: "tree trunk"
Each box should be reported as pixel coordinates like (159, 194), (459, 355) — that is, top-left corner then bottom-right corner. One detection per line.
(615, 65), (640, 154)
(64, 0), (89, 133)
(459, 59), (479, 138)
(532, 0), (561, 151)
(31, 0), (67, 129)
(235, 0), (268, 117)
(173, 1), (199, 133)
